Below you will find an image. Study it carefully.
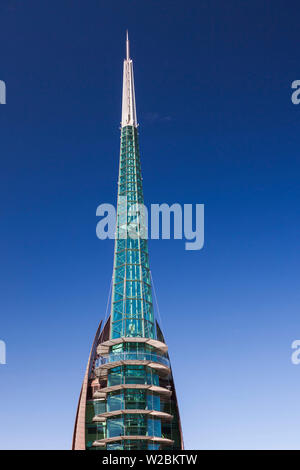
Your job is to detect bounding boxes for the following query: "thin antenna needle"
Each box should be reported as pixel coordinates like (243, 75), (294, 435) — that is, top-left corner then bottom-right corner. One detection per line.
(126, 30), (130, 60)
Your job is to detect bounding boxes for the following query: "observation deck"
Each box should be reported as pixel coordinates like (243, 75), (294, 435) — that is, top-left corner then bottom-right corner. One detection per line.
(94, 351), (170, 378)
(97, 337), (168, 356)
(92, 435), (174, 447)
(93, 409), (173, 422)
(93, 383), (172, 399)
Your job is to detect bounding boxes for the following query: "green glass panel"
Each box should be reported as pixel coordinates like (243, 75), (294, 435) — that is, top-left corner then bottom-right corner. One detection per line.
(107, 391), (124, 412)
(111, 320), (123, 339)
(108, 366), (123, 386)
(125, 389), (146, 410)
(107, 417), (124, 438)
(86, 400), (106, 421)
(147, 418), (161, 437)
(124, 414), (147, 436)
(147, 393), (160, 411)
(125, 365), (145, 384)
(125, 318), (143, 337)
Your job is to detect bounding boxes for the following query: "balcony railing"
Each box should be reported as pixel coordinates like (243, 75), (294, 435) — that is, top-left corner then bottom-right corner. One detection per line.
(95, 352), (170, 368)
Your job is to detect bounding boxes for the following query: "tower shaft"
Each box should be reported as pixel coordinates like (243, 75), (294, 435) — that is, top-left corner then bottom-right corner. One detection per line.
(110, 32), (155, 340)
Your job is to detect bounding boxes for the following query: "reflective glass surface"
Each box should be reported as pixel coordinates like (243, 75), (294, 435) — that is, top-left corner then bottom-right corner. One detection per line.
(110, 126), (156, 339)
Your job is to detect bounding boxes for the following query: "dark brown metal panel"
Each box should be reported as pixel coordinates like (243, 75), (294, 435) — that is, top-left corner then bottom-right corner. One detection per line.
(72, 319), (103, 450)
(99, 316), (111, 343)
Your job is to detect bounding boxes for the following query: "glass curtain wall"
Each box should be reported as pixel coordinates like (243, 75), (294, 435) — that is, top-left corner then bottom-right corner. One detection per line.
(110, 126), (155, 340)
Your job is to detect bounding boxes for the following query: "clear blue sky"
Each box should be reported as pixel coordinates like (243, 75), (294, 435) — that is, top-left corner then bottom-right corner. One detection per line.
(0, 0), (300, 449)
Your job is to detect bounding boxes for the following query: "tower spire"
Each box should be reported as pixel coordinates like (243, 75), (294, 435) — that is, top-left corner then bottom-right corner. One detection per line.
(72, 34), (184, 451)
(126, 30), (130, 60)
(121, 30), (137, 127)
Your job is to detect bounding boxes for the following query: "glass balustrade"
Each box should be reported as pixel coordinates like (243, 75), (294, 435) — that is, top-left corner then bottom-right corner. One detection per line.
(95, 351), (169, 368)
